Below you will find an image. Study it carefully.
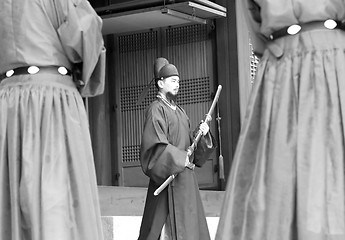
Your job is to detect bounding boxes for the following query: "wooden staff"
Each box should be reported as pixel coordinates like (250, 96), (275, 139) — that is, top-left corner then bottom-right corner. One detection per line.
(154, 85), (222, 196)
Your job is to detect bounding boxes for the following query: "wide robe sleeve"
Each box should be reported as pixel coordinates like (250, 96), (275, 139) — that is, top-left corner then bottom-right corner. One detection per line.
(192, 130), (217, 167)
(140, 104), (188, 185)
(54, 0), (106, 97)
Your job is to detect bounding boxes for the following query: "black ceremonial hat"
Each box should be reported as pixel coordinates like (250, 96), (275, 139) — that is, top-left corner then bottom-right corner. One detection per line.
(154, 57), (170, 79)
(157, 63), (179, 80)
(154, 57), (179, 80)
(137, 57), (178, 105)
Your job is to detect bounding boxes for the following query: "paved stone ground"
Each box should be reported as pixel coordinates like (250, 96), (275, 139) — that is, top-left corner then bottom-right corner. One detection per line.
(101, 216), (219, 240)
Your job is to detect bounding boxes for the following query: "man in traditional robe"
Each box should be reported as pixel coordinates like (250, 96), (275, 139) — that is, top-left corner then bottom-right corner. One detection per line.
(0, 0), (105, 239)
(138, 58), (216, 240)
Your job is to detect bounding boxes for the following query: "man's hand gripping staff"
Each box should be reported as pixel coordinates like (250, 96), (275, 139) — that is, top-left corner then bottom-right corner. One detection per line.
(153, 85), (223, 196)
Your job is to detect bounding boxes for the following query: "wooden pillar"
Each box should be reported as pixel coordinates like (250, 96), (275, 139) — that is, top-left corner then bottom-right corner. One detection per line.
(88, 35), (114, 186)
(214, 0), (241, 184)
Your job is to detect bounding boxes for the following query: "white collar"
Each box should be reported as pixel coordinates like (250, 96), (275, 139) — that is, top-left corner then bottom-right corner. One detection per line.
(157, 92), (177, 110)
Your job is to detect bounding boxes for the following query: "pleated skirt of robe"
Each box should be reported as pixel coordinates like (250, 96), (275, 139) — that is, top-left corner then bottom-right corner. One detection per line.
(216, 29), (345, 240)
(0, 74), (103, 240)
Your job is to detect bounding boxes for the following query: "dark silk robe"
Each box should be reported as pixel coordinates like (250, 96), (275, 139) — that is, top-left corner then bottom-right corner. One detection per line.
(138, 97), (216, 240)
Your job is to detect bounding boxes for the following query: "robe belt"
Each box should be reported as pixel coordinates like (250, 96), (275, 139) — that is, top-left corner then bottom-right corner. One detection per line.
(0, 65), (72, 81)
(268, 19), (345, 41)
(265, 19), (345, 58)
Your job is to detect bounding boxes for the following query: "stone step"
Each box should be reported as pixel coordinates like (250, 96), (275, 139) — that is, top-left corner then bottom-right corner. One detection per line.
(98, 186), (224, 240)
(101, 216), (219, 240)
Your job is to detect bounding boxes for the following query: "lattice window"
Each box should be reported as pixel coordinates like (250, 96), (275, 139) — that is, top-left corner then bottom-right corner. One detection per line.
(249, 39), (259, 84)
(119, 31), (157, 53)
(120, 77), (210, 112)
(166, 24), (208, 45)
(178, 77), (210, 105)
(122, 145), (141, 164)
(120, 85), (150, 111)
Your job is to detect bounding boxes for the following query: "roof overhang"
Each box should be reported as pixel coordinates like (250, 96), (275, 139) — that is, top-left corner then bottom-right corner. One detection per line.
(97, 0), (227, 35)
